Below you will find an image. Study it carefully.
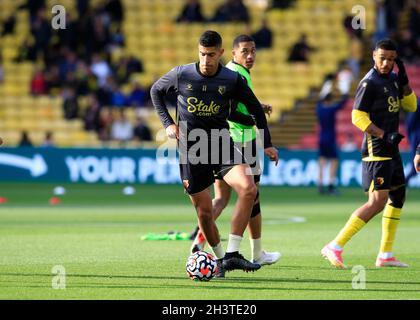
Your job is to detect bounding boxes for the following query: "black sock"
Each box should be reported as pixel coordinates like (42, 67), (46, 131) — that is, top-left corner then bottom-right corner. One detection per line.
(224, 251), (239, 258)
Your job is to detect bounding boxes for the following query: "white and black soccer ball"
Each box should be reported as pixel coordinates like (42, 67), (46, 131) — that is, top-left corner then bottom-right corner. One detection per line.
(186, 251), (218, 281)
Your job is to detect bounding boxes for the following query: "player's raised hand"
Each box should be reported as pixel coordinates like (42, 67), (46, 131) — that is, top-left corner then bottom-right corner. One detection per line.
(264, 147), (278, 165)
(261, 104), (272, 117)
(166, 124), (179, 139)
(395, 57), (409, 87)
(414, 154), (420, 173)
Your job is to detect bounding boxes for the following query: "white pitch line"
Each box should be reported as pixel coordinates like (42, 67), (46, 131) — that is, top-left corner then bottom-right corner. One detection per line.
(264, 216), (306, 224)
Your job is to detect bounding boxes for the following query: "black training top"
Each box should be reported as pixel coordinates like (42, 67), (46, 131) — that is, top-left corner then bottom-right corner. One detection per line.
(150, 62), (272, 149)
(353, 67), (401, 159)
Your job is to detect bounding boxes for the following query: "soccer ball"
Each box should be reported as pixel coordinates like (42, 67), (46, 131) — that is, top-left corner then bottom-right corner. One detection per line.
(186, 251), (218, 281)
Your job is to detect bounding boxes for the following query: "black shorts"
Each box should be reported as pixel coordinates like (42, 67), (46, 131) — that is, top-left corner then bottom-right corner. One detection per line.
(214, 139), (261, 184)
(180, 144), (245, 195)
(319, 141), (338, 159)
(362, 155), (405, 192)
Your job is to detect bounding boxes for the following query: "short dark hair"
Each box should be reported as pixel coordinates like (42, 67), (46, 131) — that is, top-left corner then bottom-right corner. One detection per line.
(375, 39), (397, 51)
(199, 30), (222, 48)
(232, 34), (255, 48)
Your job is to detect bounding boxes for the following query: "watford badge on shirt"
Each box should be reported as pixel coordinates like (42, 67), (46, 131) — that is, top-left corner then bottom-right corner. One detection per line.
(376, 177), (385, 186)
(218, 86), (226, 95)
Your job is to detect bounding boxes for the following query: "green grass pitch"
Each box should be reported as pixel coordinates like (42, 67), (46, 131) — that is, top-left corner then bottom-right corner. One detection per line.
(0, 183), (419, 300)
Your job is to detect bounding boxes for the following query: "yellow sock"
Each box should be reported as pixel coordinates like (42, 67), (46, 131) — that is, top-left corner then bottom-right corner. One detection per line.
(333, 215), (366, 248)
(379, 205), (401, 253)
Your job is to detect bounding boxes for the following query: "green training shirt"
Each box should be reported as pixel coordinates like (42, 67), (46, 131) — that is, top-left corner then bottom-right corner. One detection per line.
(226, 60), (257, 143)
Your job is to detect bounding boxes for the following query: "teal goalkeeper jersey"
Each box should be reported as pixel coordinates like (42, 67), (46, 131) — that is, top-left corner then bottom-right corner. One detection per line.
(226, 61), (257, 143)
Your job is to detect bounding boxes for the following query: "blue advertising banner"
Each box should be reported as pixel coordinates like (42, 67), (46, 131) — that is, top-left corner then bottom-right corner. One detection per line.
(0, 147), (419, 187)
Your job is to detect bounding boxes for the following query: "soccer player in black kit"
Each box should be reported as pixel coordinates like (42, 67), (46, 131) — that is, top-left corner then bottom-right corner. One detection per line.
(150, 30), (278, 273)
(321, 39), (417, 269)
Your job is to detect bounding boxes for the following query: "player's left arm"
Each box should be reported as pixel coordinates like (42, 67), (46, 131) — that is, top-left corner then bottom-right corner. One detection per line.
(395, 58), (417, 112)
(233, 75), (271, 147)
(233, 75), (278, 164)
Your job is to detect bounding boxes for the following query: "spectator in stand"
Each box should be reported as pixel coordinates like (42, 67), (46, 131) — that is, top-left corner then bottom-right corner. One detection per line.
(271, 0), (295, 9)
(59, 50), (78, 83)
(77, 0), (90, 20)
(252, 18), (273, 49)
(176, 0), (205, 23)
(110, 25), (125, 50)
(405, 99), (420, 185)
(30, 67), (48, 95)
(127, 81), (147, 107)
(14, 38), (37, 62)
(96, 75), (114, 107)
(110, 81), (127, 107)
(211, 0), (250, 23)
(45, 65), (61, 94)
(86, 69), (100, 94)
(74, 60), (90, 95)
(104, 0), (124, 27)
(83, 94), (102, 132)
(127, 55), (144, 75)
(90, 53), (112, 87)
(111, 108), (133, 146)
(88, 14), (111, 55)
(113, 55), (143, 85)
(18, 0), (46, 23)
(1, 13), (16, 37)
(41, 131), (55, 148)
(62, 86), (79, 120)
(133, 116), (152, 144)
(288, 34), (315, 62)
(98, 107), (114, 142)
(343, 14), (363, 40)
(113, 56), (131, 85)
(30, 7), (51, 61)
(18, 131), (33, 147)
(57, 13), (78, 50)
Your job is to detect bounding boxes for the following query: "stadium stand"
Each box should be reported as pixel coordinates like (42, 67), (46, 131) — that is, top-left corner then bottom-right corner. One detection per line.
(2, 0), (415, 150)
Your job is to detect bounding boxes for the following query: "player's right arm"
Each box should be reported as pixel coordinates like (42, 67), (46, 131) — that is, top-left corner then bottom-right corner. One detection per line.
(150, 67), (179, 139)
(352, 80), (388, 140)
(352, 80), (375, 133)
